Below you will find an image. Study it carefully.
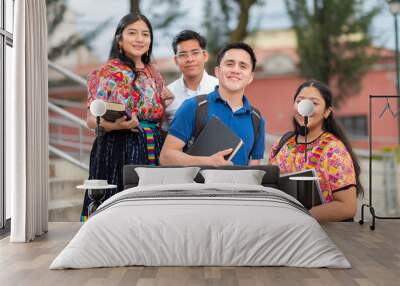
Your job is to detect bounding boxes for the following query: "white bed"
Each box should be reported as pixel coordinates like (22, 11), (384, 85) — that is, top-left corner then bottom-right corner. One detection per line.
(50, 183), (350, 269)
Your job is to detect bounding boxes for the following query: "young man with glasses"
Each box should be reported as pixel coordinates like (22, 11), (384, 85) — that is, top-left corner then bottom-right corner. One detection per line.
(163, 30), (218, 130)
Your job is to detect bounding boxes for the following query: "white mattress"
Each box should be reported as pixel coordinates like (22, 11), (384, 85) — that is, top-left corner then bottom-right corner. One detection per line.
(50, 183), (351, 269)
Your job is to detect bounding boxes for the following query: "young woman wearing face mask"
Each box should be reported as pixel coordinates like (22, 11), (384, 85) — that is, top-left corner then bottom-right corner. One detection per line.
(269, 80), (363, 222)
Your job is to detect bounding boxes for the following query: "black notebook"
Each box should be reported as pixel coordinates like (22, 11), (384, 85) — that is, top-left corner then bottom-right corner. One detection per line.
(185, 116), (243, 161)
(279, 169), (324, 209)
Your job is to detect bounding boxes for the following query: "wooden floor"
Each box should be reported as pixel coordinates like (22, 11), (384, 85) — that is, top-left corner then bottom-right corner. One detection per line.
(0, 221), (399, 286)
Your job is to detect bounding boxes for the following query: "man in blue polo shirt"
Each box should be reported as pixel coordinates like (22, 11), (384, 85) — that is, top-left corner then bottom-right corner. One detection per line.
(160, 42), (265, 166)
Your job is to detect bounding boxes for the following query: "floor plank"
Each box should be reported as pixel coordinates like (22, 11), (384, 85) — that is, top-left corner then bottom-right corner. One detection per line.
(0, 221), (399, 286)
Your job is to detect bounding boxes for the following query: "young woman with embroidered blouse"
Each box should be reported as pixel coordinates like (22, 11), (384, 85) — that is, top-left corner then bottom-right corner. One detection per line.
(269, 80), (363, 222)
(81, 14), (173, 221)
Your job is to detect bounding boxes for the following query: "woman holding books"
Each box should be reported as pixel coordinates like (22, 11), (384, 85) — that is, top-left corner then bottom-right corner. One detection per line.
(81, 13), (173, 221)
(269, 80), (363, 222)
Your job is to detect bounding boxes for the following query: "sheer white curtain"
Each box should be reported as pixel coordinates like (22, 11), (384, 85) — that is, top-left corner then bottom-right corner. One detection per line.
(7, 0), (49, 242)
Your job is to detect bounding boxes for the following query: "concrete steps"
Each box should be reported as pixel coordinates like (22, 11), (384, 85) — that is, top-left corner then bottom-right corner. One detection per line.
(49, 178), (85, 222)
(49, 158), (88, 222)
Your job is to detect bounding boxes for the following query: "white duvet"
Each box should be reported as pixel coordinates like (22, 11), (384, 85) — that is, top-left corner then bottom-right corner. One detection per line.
(50, 183), (351, 269)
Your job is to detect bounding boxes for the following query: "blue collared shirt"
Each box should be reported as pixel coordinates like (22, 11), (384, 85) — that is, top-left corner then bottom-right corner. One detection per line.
(169, 87), (266, 165)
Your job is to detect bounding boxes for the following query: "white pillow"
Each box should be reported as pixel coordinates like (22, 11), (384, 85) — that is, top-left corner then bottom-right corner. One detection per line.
(135, 167), (200, 186)
(200, 169), (266, 185)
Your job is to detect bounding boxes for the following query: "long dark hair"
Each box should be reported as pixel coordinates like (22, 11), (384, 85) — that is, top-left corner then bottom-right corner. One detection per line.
(293, 80), (364, 197)
(109, 13), (153, 72)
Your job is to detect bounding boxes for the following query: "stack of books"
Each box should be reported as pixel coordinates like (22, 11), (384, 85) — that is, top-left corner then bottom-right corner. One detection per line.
(102, 102), (131, 122)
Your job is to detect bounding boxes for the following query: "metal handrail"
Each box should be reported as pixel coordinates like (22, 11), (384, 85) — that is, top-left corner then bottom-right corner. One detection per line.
(49, 131), (93, 143)
(48, 60), (87, 87)
(51, 98), (87, 108)
(49, 138), (92, 151)
(48, 61), (92, 171)
(49, 145), (89, 171)
(48, 101), (89, 129)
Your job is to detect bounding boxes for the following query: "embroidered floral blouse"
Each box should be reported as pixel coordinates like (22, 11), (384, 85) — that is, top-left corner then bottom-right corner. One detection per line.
(269, 132), (356, 203)
(87, 58), (165, 121)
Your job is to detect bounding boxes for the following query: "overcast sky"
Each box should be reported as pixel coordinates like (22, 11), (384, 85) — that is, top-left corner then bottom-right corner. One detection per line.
(67, 0), (393, 61)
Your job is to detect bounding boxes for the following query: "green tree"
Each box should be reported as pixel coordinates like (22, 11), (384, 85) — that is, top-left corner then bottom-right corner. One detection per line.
(47, 0), (110, 61)
(130, 0), (141, 14)
(203, 0), (265, 72)
(285, 0), (381, 105)
(130, 0), (185, 30)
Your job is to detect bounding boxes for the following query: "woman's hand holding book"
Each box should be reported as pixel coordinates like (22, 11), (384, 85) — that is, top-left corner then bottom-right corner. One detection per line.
(101, 112), (139, 132)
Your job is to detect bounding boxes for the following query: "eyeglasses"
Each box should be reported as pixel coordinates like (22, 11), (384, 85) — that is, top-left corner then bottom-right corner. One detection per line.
(176, 49), (204, 60)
